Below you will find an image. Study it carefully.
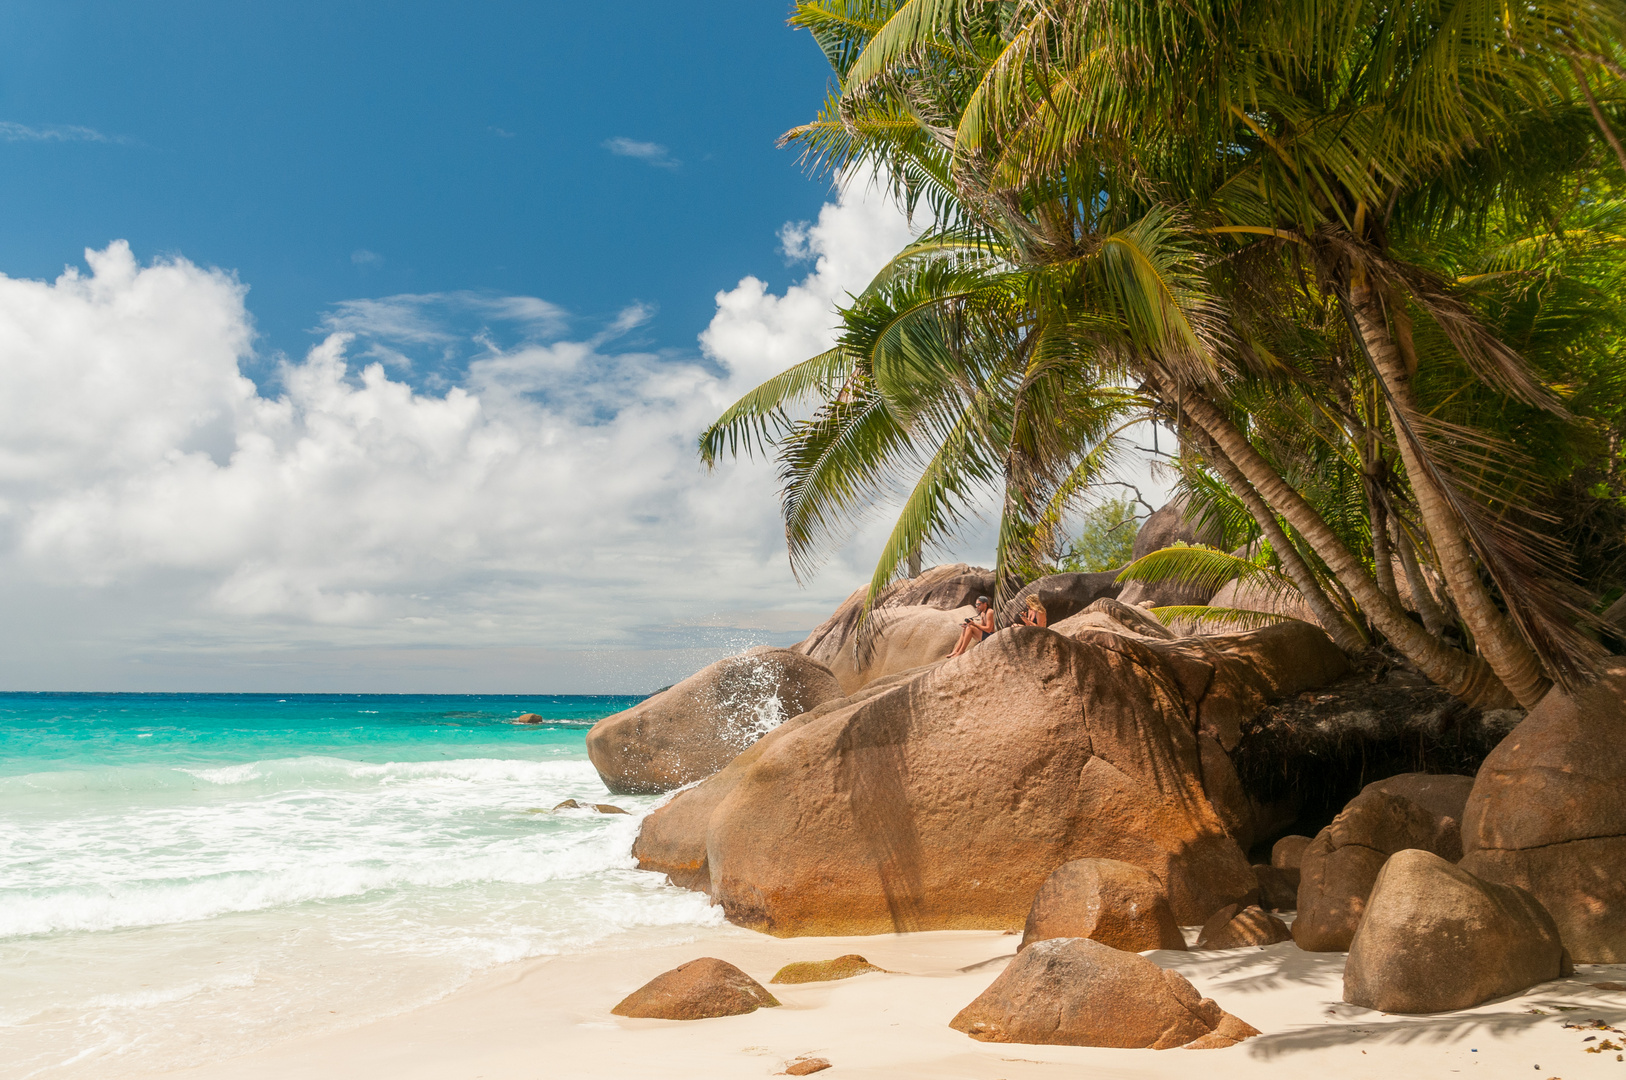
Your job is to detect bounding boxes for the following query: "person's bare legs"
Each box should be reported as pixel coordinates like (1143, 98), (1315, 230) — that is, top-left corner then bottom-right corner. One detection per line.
(947, 624), (977, 658)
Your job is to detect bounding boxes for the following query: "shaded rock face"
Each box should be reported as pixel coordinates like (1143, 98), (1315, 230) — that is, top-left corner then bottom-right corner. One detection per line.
(586, 648), (843, 795)
(1362, 772), (1475, 862)
(1197, 903), (1292, 949)
(1051, 597), (1176, 641)
(998, 572), (1123, 629)
(610, 957), (780, 1020)
(1231, 669), (1519, 851)
(1020, 858), (1186, 953)
(1460, 660), (1626, 963)
(637, 625), (1272, 934)
(1294, 790), (1452, 952)
(1272, 835), (1312, 870)
(1251, 865), (1299, 911)
(794, 564), (996, 693)
(769, 955), (883, 984)
(950, 937), (1259, 1049)
(1344, 850), (1567, 1013)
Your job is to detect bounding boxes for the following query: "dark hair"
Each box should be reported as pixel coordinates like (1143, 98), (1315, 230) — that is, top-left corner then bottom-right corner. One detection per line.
(976, 595), (991, 606)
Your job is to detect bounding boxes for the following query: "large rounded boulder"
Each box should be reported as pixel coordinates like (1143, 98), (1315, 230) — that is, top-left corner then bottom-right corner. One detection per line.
(1460, 660), (1626, 962)
(950, 937), (1259, 1049)
(1020, 858), (1186, 953)
(794, 564), (997, 693)
(586, 647), (843, 795)
(997, 572), (1123, 628)
(636, 625), (1263, 934)
(1293, 789), (1450, 952)
(1362, 772), (1475, 861)
(1344, 850), (1567, 1013)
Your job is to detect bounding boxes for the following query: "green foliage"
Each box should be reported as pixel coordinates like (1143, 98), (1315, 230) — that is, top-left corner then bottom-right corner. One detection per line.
(1054, 498), (1140, 573)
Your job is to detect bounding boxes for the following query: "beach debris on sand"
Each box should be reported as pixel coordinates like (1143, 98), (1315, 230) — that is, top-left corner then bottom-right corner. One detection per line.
(781, 1057), (832, 1075)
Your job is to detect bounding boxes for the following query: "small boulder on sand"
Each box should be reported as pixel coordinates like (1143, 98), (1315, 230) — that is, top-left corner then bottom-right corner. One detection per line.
(1460, 660), (1626, 963)
(610, 957), (780, 1020)
(1196, 903), (1292, 949)
(770, 955), (884, 984)
(950, 937), (1259, 1049)
(1344, 849), (1568, 1013)
(586, 647), (843, 795)
(782, 1059), (832, 1076)
(1294, 789), (1448, 952)
(1021, 858), (1186, 952)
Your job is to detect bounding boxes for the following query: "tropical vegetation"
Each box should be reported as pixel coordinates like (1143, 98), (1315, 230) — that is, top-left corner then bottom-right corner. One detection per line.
(702, 0), (1626, 710)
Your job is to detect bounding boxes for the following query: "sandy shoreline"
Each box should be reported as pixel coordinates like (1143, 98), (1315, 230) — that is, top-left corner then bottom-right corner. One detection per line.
(160, 924), (1626, 1080)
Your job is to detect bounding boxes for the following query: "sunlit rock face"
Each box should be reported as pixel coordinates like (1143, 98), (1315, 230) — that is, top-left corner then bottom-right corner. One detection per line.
(585, 647), (843, 795)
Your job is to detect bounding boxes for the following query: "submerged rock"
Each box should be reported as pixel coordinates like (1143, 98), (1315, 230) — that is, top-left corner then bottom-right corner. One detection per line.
(1344, 849), (1567, 1013)
(610, 957), (779, 1020)
(638, 625), (1261, 934)
(769, 955), (884, 984)
(1020, 858), (1186, 953)
(950, 937), (1258, 1049)
(586, 647), (842, 795)
(1460, 660), (1626, 962)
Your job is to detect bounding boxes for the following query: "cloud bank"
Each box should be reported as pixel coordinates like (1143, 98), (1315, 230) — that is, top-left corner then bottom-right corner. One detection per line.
(0, 185), (921, 691)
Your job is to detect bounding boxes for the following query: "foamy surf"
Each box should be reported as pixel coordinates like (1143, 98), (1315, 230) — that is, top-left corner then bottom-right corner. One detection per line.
(0, 693), (721, 1080)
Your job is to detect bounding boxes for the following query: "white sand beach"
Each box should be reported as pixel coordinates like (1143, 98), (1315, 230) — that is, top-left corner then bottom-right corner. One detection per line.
(166, 926), (1626, 1080)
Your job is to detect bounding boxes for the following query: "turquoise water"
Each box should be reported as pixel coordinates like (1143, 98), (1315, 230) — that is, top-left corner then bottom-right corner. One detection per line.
(0, 693), (726, 1078)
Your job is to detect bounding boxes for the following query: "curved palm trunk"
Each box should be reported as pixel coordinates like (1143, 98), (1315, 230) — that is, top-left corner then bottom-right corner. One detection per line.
(1177, 388), (1516, 708)
(1394, 522), (1451, 637)
(1180, 411), (1370, 654)
(1344, 283), (1553, 707)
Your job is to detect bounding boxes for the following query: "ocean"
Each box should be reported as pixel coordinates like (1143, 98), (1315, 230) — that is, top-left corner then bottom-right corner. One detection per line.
(0, 693), (726, 1078)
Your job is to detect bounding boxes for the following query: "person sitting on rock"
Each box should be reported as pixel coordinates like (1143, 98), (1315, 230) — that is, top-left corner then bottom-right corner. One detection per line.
(948, 596), (996, 658)
(1019, 595), (1048, 628)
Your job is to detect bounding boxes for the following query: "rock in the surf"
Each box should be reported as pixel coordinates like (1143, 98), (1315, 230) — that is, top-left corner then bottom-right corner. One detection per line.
(586, 647), (843, 795)
(1293, 788), (1449, 952)
(610, 957), (780, 1020)
(513, 713), (545, 724)
(638, 623), (1270, 934)
(1459, 660), (1626, 962)
(1344, 849), (1567, 1013)
(1020, 858), (1186, 952)
(1196, 903), (1291, 949)
(950, 937), (1258, 1049)
(769, 955), (884, 984)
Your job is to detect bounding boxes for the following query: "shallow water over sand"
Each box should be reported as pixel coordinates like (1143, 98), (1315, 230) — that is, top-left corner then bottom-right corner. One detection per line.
(0, 694), (723, 1079)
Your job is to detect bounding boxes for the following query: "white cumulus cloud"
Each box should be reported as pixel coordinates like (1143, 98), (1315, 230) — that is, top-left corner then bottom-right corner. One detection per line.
(0, 185), (923, 691)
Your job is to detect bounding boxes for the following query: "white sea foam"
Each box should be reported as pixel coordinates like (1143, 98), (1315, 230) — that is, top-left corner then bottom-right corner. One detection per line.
(0, 740), (726, 1079)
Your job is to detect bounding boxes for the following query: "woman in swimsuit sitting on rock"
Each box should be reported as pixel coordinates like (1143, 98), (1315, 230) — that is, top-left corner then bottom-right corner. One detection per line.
(947, 596), (996, 658)
(1019, 595), (1047, 628)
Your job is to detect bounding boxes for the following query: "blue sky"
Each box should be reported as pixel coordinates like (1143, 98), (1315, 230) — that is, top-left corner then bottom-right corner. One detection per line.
(0, 1), (837, 383)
